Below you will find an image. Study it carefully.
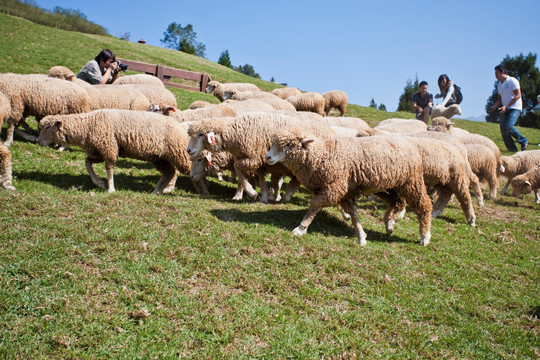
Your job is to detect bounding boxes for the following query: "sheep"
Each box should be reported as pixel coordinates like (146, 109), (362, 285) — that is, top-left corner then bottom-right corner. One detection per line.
(220, 99), (276, 113)
(205, 81), (260, 101)
(316, 116), (372, 132)
(499, 150), (540, 195)
(188, 100), (213, 109)
(0, 143), (15, 191)
(160, 105), (237, 122)
(0, 91), (10, 128)
(48, 66), (153, 112)
(265, 126), (433, 246)
(186, 111), (342, 203)
(322, 90), (348, 116)
(431, 104), (462, 119)
(286, 92), (326, 116)
(37, 109), (193, 194)
(463, 143), (499, 200)
(113, 74), (165, 88)
(0, 73), (91, 146)
(375, 118), (427, 133)
(120, 84), (177, 109)
(222, 90), (281, 101)
(225, 97), (297, 112)
(510, 165), (540, 204)
(427, 116), (501, 163)
(271, 87), (302, 99)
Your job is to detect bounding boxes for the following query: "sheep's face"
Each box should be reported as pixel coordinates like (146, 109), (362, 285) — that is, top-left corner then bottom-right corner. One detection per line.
(222, 91), (234, 100)
(511, 179), (532, 196)
(205, 82), (219, 93)
(37, 119), (63, 147)
(266, 136), (313, 165)
(190, 152), (212, 181)
(266, 144), (287, 165)
(187, 129), (218, 156)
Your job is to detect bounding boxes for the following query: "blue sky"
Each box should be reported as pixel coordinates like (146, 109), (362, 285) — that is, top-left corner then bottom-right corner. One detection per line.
(33, 0), (540, 120)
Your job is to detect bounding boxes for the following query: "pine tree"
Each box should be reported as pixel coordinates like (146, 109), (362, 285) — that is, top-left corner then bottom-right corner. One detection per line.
(218, 50), (232, 68)
(378, 103), (387, 111)
(161, 22), (206, 58)
(369, 98), (377, 108)
(397, 76), (419, 113)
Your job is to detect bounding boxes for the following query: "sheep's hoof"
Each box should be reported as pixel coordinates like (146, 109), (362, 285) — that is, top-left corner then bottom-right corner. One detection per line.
(342, 213), (351, 221)
(358, 231), (367, 246)
(232, 194), (243, 201)
(385, 219), (395, 235)
(432, 209), (442, 218)
(2, 184), (16, 191)
(291, 226), (307, 236)
(107, 188), (116, 193)
(420, 232), (431, 246)
(396, 208), (406, 219)
(469, 218), (476, 227)
(477, 198), (484, 206)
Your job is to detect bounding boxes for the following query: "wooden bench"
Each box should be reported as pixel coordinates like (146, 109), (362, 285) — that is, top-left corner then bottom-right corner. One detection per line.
(116, 58), (211, 92)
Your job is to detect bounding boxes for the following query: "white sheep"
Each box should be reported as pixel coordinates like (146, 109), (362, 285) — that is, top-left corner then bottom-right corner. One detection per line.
(431, 104), (462, 119)
(188, 100), (213, 109)
(222, 90), (280, 101)
(0, 91), (10, 129)
(463, 143), (499, 200)
(0, 143), (15, 191)
(271, 87), (302, 99)
(48, 66), (152, 112)
(510, 165), (540, 204)
(220, 99), (276, 113)
(265, 126), (433, 246)
(37, 109), (193, 194)
(322, 90), (348, 116)
(205, 81), (260, 101)
(375, 118), (427, 133)
(286, 92), (326, 116)
(225, 97), (297, 112)
(499, 150), (540, 195)
(186, 111), (341, 203)
(160, 105), (237, 122)
(0, 73), (91, 146)
(119, 84), (177, 109)
(114, 74), (165, 88)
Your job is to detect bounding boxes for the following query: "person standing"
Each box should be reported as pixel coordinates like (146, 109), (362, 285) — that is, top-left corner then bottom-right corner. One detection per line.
(490, 64), (528, 152)
(412, 81), (433, 124)
(77, 49), (119, 85)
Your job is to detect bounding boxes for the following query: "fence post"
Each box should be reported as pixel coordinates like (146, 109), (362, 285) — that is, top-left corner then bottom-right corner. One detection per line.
(156, 65), (165, 83)
(200, 74), (210, 92)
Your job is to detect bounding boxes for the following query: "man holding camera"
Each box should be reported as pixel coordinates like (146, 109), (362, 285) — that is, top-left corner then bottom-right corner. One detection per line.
(77, 49), (120, 85)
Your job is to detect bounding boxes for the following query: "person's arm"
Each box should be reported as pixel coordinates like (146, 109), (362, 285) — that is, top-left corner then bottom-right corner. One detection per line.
(491, 94), (502, 111)
(499, 88), (521, 113)
(440, 85), (454, 107)
(99, 62), (119, 85)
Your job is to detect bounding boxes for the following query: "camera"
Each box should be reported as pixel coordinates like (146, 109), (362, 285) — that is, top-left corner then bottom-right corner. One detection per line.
(114, 61), (128, 71)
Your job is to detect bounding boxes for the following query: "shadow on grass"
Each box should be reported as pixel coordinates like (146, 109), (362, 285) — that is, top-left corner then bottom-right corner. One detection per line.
(210, 207), (413, 244)
(16, 170), (199, 194)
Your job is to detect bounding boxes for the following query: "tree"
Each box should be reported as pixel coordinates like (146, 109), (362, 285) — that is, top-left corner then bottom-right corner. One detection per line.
(485, 52), (540, 128)
(160, 22), (206, 58)
(270, 76), (275, 83)
(118, 32), (130, 41)
(217, 50), (232, 68)
(378, 103), (387, 111)
(397, 75), (419, 113)
(234, 64), (261, 79)
(369, 98), (377, 108)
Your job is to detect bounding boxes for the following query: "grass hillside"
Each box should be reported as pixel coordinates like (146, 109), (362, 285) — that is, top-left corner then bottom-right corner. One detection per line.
(1, 13), (539, 359)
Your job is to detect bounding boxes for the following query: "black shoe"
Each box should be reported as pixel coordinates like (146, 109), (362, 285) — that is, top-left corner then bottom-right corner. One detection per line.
(521, 142), (528, 151)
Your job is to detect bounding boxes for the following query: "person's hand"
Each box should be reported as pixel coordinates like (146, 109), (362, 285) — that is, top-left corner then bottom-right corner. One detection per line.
(435, 94), (441, 99)
(498, 105), (507, 114)
(108, 61), (119, 72)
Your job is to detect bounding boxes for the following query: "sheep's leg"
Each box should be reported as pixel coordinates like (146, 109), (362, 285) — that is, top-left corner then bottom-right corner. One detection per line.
(268, 173), (284, 202)
(486, 173), (499, 200)
(232, 160), (258, 201)
(336, 203), (351, 221)
(375, 190), (407, 235)
(432, 186), (452, 218)
(0, 148), (15, 191)
(292, 202), (323, 236)
(13, 128), (38, 143)
(192, 177), (209, 195)
(85, 158), (106, 189)
(500, 179), (512, 195)
(255, 170), (270, 204)
(469, 173), (484, 206)
(397, 182), (432, 246)
(339, 198), (367, 245)
(152, 160), (177, 194)
(447, 182), (476, 226)
(535, 190), (540, 205)
(283, 177), (301, 203)
(105, 160), (116, 193)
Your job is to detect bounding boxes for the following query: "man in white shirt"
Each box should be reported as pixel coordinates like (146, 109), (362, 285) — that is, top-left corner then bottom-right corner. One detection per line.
(490, 64), (528, 152)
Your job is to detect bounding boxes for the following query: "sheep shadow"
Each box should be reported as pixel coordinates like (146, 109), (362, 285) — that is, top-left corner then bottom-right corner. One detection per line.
(210, 207), (412, 244)
(16, 170), (198, 194)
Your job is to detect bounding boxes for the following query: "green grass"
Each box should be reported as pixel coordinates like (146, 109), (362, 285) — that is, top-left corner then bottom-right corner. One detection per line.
(1, 13), (540, 359)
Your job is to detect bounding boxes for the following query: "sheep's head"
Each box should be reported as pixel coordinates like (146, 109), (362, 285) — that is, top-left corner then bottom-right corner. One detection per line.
(266, 126), (314, 165)
(428, 116), (453, 132)
(222, 90), (236, 100)
(37, 116), (65, 147)
(190, 151), (213, 181)
(186, 119), (225, 156)
(205, 81), (220, 93)
(511, 177), (533, 197)
(48, 66), (76, 81)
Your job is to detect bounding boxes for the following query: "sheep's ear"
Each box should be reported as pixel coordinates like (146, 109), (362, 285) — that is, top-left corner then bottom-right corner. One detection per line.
(300, 138), (314, 148)
(67, 73), (76, 81)
(525, 180), (531, 186)
(55, 120), (63, 130)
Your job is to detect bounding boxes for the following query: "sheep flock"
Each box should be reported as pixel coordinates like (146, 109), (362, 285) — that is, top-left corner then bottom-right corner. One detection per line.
(1, 69), (538, 247)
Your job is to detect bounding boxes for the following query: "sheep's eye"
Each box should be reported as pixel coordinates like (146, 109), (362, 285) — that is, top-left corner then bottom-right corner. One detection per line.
(198, 132), (204, 137)
(197, 158), (203, 162)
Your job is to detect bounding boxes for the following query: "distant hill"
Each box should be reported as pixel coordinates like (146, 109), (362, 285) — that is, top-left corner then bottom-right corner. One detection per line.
(465, 115), (487, 122)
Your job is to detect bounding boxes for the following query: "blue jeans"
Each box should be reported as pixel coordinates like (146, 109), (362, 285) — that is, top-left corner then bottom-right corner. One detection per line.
(499, 108), (527, 152)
